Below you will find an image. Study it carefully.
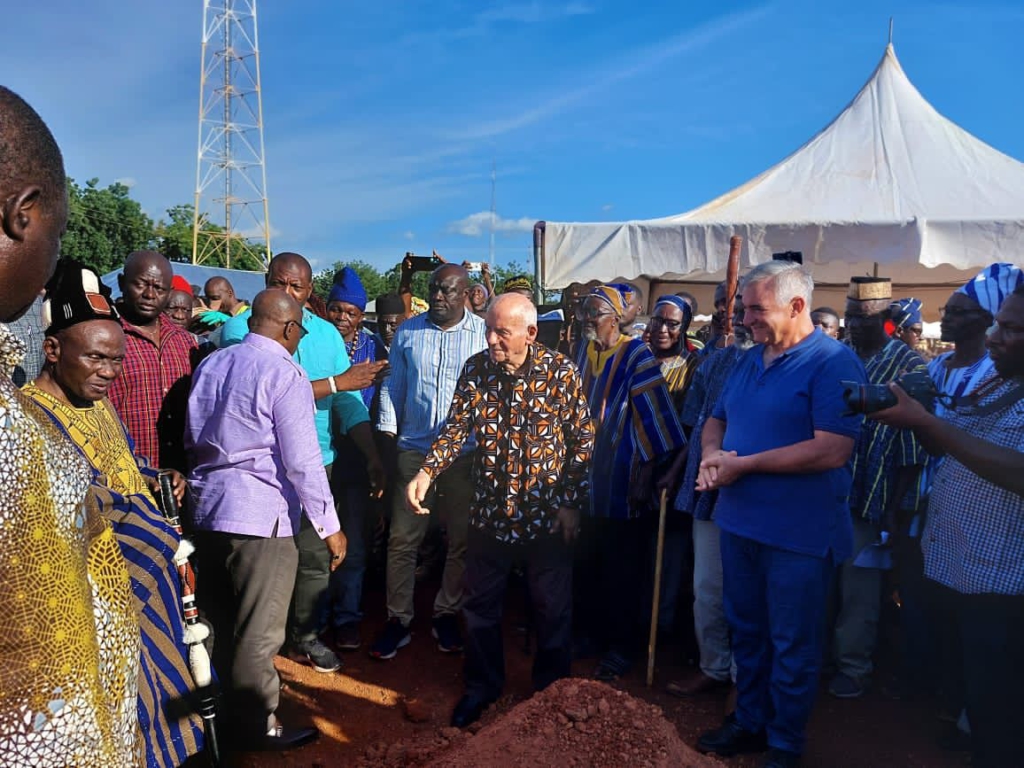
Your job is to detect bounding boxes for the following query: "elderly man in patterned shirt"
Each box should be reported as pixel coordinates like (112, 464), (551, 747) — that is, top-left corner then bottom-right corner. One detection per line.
(872, 266), (1024, 768)
(407, 293), (594, 729)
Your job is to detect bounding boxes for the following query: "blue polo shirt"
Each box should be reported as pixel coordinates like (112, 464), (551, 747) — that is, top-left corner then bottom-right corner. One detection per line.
(218, 308), (368, 466)
(711, 330), (866, 559)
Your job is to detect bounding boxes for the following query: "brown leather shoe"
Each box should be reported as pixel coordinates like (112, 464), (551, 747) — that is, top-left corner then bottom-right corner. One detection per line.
(666, 671), (731, 697)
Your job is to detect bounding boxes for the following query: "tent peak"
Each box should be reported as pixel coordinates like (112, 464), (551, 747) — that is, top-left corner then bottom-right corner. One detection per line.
(888, 16), (893, 45)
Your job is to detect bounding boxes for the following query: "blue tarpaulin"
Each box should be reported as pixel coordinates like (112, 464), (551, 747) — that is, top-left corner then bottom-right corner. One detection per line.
(102, 262), (267, 302)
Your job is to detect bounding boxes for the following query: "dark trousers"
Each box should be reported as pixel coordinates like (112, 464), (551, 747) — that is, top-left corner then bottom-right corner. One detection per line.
(462, 529), (573, 702)
(936, 583), (1024, 768)
(195, 532), (299, 735)
(722, 531), (833, 755)
(576, 516), (650, 658)
(289, 464), (333, 644)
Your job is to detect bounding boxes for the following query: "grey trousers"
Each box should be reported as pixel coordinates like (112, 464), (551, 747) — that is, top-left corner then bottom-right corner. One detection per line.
(832, 517), (884, 680)
(386, 450), (472, 626)
(196, 532), (299, 735)
(693, 518), (734, 682)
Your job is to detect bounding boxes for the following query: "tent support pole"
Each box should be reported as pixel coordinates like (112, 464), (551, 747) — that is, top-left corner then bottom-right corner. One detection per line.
(533, 221), (546, 305)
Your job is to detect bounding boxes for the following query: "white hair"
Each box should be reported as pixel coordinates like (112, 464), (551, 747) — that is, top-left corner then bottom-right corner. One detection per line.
(488, 292), (537, 327)
(743, 261), (813, 307)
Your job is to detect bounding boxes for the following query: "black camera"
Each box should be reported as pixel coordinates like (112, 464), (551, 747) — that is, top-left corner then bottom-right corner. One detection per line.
(841, 370), (937, 415)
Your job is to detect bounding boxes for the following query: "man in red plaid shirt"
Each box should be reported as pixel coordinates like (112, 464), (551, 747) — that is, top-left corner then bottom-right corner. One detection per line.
(108, 250), (198, 471)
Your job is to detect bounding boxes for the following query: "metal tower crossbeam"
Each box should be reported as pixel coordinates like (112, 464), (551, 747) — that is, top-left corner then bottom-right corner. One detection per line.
(192, 0), (271, 270)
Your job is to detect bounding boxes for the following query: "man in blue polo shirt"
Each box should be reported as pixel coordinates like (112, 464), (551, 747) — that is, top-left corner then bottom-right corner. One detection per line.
(694, 261), (866, 768)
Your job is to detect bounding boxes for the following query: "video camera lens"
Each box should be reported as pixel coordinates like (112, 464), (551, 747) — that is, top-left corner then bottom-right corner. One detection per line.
(841, 370), (937, 415)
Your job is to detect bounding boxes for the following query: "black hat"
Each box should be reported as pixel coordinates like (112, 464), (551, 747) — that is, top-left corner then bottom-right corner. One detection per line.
(375, 293), (405, 316)
(41, 258), (120, 336)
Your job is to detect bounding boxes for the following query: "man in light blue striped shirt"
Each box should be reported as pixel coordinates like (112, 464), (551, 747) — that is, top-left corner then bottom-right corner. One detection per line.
(372, 264), (487, 659)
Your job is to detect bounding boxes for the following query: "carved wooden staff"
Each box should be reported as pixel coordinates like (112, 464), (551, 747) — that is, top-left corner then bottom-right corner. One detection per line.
(158, 472), (221, 767)
(647, 488), (669, 687)
(722, 235), (743, 343)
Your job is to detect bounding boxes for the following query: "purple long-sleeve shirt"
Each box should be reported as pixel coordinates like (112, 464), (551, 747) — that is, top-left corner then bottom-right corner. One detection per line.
(186, 332), (340, 539)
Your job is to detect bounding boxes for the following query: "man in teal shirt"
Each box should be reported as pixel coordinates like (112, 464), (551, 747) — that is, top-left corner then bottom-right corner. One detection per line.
(218, 252), (385, 673)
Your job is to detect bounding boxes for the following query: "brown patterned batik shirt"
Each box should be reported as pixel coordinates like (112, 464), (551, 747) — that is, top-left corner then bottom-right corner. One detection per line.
(422, 344), (594, 543)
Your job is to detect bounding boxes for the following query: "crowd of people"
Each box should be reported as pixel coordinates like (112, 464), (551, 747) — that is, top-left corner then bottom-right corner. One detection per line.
(2, 86), (1023, 768)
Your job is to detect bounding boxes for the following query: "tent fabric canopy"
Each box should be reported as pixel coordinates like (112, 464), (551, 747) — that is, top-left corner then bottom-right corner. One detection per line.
(540, 44), (1024, 289)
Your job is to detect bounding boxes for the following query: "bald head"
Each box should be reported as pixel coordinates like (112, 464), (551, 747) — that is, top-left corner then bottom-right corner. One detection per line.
(124, 250), (172, 281)
(427, 264), (470, 328)
(203, 276), (239, 313)
(251, 289), (301, 326)
(269, 252), (313, 282)
(249, 289), (304, 354)
(118, 250), (173, 325)
(488, 292), (538, 329)
(267, 252), (313, 306)
(485, 292), (538, 372)
(0, 86), (67, 321)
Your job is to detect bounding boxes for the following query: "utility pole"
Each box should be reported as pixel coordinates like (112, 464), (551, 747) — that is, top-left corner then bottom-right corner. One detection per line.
(192, 0), (271, 270)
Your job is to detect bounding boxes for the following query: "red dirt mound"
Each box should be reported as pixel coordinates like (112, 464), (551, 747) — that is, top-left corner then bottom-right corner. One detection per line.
(359, 678), (724, 768)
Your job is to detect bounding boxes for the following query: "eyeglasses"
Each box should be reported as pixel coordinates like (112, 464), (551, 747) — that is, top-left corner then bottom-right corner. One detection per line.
(649, 318), (682, 330)
(285, 320), (309, 339)
(575, 307), (617, 322)
(939, 305), (985, 318)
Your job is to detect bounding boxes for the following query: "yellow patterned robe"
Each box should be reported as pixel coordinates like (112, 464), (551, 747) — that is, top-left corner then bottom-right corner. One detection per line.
(0, 326), (140, 766)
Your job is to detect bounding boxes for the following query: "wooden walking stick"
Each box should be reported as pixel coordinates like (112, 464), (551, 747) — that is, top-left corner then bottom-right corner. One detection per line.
(647, 488), (669, 687)
(722, 235), (743, 344)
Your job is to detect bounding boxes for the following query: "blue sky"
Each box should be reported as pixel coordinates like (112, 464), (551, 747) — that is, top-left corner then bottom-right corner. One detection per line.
(4, 0), (1022, 275)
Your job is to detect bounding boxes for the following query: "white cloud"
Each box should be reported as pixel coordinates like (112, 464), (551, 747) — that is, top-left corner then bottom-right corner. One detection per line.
(114, 176), (137, 188)
(601, 203), (614, 212)
(448, 211), (536, 237)
(403, 230), (416, 240)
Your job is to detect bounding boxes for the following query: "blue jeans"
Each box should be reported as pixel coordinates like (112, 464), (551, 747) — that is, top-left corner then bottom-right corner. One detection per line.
(326, 483), (371, 628)
(722, 531), (833, 755)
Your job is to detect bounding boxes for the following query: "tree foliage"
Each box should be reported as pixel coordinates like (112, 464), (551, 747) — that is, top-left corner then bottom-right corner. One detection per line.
(62, 180), (268, 275)
(62, 178), (154, 275)
(312, 259), (537, 303)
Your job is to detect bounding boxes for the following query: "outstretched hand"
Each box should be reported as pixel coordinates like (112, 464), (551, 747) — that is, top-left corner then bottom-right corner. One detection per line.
(868, 382), (931, 429)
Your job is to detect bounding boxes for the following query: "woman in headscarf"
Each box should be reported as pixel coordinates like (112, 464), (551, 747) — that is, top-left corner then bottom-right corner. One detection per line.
(467, 282), (490, 318)
(889, 297), (924, 350)
(647, 295), (698, 411)
(572, 285), (686, 681)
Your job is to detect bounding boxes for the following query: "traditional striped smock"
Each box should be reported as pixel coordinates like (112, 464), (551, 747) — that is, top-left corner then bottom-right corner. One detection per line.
(575, 335), (686, 519)
(23, 387), (204, 767)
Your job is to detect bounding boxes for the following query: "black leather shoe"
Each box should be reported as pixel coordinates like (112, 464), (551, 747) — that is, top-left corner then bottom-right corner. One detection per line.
(251, 725), (319, 751)
(697, 714), (768, 756)
(762, 747), (801, 767)
(451, 695), (490, 728)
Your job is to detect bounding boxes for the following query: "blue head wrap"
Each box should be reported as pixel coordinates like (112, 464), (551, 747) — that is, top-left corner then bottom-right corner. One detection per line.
(328, 266), (368, 310)
(653, 294), (694, 330)
(889, 298), (922, 330)
(956, 263), (1024, 316)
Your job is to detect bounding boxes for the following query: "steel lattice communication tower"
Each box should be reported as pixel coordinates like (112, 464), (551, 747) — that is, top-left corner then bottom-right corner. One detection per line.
(192, 0), (271, 269)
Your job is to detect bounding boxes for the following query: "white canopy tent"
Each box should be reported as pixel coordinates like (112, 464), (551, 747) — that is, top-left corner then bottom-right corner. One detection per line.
(536, 44), (1024, 306)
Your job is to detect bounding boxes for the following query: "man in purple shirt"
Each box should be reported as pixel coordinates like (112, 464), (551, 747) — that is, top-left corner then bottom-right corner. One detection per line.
(188, 290), (347, 752)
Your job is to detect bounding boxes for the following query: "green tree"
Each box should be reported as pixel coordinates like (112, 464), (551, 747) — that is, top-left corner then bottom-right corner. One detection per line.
(157, 204), (267, 271)
(153, 204), (197, 263)
(62, 178), (154, 275)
